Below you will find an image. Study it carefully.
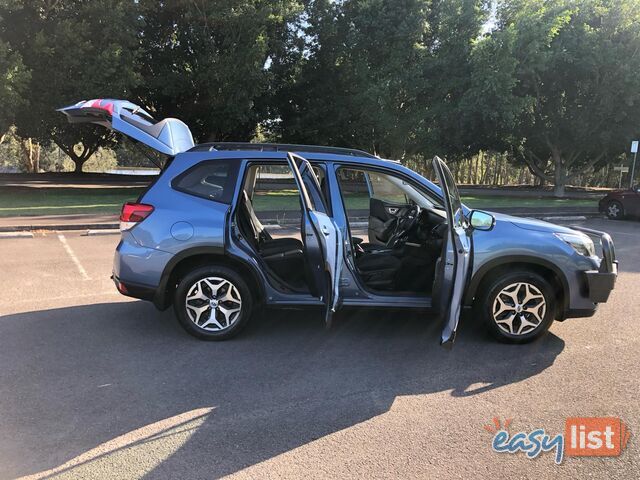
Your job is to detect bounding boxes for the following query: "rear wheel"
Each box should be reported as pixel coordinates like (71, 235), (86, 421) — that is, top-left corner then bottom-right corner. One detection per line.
(477, 271), (555, 344)
(606, 200), (624, 220)
(174, 266), (253, 340)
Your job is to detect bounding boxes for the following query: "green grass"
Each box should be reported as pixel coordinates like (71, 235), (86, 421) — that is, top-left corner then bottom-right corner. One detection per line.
(253, 192), (595, 212)
(461, 195), (595, 208)
(0, 187), (596, 217)
(0, 187), (146, 217)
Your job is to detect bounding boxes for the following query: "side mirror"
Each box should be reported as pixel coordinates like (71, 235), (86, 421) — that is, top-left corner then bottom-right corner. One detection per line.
(469, 210), (495, 231)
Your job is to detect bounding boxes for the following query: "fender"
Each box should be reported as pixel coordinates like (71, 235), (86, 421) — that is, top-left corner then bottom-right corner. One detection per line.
(152, 245), (265, 310)
(463, 254), (570, 313)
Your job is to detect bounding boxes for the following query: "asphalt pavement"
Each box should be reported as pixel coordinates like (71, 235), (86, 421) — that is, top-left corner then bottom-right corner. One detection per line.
(0, 218), (638, 479)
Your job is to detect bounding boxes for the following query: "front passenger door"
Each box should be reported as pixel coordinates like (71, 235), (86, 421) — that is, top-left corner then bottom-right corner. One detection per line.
(432, 156), (472, 348)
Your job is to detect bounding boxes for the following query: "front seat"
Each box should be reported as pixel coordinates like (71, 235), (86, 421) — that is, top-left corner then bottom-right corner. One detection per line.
(355, 250), (401, 290)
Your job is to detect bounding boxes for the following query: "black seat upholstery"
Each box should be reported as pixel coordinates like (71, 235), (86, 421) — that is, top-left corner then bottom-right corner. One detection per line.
(238, 191), (304, 254)
(237, 191), (306, 287)
(355, 250), (401, 290)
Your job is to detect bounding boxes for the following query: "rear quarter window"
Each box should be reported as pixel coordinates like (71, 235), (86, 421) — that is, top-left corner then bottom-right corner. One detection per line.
(172, 159), (240, 204)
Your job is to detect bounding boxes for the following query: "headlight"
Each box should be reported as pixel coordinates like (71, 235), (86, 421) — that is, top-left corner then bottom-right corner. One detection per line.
(554, 232), (596, 257)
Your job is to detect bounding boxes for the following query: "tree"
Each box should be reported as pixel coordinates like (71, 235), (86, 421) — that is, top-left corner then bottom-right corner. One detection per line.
(275, 0), (488, 161)
(0, 38), (28, 136)
(135, 0), (302, 143)
(276, 0), (430, 157)
(466, 0), (640, 196)
(0, 0), (141, 172)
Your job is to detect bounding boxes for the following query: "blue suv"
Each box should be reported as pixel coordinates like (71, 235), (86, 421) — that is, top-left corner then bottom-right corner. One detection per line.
(60, 99), (618, 346)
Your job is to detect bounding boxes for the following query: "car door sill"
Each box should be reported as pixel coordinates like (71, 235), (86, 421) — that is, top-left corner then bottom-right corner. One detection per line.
(342, 297), (432, 309)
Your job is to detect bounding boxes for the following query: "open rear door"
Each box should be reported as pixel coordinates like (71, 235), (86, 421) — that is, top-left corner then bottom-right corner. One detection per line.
(432, 156), (471, 348)
(286, 152), (342, 328)
(58, 99), (194, 156)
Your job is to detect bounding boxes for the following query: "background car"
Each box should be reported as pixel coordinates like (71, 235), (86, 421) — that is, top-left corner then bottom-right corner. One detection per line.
(599, 186), (640, 219)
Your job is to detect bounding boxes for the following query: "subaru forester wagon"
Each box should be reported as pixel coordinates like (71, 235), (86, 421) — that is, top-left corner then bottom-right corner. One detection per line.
(60, 99), (618, 346)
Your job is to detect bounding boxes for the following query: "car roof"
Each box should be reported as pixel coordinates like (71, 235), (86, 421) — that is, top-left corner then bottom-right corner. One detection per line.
(190, 142), (378, 158)
(171, 142), (442, 196)
(177, 146), (400, 167)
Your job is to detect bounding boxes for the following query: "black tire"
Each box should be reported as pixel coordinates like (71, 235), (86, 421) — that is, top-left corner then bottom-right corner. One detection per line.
(173, 265), (254, 340)
(477, 270), (555, 344)
(605, 200), (624, 220)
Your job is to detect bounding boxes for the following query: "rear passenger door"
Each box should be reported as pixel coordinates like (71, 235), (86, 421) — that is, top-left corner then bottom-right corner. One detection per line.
(287, 153), (342, 327)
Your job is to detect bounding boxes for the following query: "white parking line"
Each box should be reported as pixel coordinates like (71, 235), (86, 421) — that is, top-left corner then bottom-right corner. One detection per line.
(57, 233), (90, 280)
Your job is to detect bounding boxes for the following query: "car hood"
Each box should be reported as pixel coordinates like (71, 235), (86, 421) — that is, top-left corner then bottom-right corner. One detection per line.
(489, 211), (577, 234)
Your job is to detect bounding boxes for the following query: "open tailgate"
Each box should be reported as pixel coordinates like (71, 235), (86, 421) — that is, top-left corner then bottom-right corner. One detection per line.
(58, 99), (194, 156)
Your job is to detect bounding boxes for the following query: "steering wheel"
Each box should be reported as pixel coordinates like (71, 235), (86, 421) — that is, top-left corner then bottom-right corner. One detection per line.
(386, 205), (421, 248)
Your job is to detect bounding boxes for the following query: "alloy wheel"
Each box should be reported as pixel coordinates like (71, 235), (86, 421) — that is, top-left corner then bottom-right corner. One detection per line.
(607, 202), (621, 219)
(185, 277), (242, 331)
(491, 282), (547, 336)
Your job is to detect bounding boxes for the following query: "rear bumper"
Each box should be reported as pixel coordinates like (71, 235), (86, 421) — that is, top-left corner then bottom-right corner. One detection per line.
(112, 234), (173, 304)
(112, 275), (156, 301)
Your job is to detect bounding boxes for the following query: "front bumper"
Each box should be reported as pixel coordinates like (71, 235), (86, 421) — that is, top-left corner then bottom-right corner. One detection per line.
(571, 226), (618, 303)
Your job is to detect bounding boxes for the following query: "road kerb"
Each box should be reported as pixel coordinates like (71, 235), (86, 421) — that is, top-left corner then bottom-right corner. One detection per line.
(84, 229), (121, 236)
(0, 231), (34, 239)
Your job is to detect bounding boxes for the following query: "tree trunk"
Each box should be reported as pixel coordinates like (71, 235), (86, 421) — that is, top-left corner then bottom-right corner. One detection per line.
(74, 158), (84, 173)
(552, 150), (567, 197)
(20, 138), (41, 173)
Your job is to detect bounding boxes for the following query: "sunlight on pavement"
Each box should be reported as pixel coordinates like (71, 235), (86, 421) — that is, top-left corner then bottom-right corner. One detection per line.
(17, 408), (214, 480)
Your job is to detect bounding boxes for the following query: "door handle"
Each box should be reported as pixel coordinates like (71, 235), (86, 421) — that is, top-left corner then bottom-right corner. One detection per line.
(388, 207), (399, 215)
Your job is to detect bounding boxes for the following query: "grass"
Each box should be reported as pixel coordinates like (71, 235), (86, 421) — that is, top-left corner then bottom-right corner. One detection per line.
(253, 192), (595, 212)
(0, 187), (146, 217)
(461, 195), (595, 208)
(0, 187), (596, 217)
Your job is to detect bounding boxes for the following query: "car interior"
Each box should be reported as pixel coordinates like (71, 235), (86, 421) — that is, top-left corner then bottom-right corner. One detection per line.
(336, 167), (447, 295)
(235, 162), (448, 296)
(236, 163), (311, 291)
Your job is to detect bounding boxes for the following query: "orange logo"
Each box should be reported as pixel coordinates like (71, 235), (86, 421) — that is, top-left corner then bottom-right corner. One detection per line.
(565, 417), (631, 457)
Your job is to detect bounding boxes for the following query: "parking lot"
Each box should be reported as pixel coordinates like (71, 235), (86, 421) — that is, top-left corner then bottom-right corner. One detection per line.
(0, 217), (638, 479)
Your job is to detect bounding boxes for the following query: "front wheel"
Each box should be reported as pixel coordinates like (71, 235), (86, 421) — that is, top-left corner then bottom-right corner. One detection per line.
(174, 266), (254, 340)
(477, 271), (555, 344)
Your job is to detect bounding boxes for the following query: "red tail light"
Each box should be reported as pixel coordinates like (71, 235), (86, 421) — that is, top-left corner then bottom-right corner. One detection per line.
(120, 202), (154, 231)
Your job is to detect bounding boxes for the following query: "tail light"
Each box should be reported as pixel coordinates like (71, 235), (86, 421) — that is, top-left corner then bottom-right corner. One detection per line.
(120, 202), (154, 231)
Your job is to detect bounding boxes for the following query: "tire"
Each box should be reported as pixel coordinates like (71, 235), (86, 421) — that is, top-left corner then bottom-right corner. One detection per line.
(173, 265), (254, 340)
(477, 270), (555, 344)
(605, 200), (624, 220)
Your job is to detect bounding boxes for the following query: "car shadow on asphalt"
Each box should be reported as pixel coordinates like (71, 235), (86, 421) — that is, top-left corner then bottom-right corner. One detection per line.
(0, 302), (565, 479)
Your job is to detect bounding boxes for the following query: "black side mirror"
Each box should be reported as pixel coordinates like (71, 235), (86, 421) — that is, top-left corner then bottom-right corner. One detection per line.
(469, 210), (495, 231)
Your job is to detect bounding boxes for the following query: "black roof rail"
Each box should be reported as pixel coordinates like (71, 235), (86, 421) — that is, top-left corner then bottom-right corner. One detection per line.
(189, 142), (378, 158)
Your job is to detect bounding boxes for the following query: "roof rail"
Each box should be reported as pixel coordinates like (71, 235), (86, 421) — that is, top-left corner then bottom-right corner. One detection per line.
(189, 142), (378, 158)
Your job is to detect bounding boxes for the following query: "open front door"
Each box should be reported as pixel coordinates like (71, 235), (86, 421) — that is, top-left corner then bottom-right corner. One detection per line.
(58, 99), (194, 156)
(286, 153), (342, 327)
(432, 156), (471, 348)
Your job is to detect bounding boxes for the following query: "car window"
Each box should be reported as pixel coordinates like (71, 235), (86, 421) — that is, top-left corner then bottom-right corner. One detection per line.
(368, 171), (409, 204)
(337, 167), (436, 210)
(172, 159), (240, 204)
(250, 164), (301, 214)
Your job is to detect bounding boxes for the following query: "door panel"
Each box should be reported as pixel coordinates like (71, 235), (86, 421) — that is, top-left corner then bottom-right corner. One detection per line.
(432, 156), (472, 348)
(58, 99), (194, 156)
(287, 153), (342, 326)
